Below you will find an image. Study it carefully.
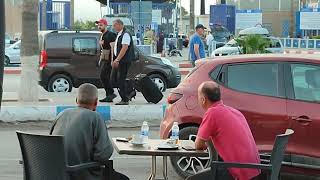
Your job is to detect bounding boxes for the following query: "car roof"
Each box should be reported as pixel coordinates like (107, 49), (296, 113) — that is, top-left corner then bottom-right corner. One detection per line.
(39, 30), (101, 36)
(204, 54), (320, 66)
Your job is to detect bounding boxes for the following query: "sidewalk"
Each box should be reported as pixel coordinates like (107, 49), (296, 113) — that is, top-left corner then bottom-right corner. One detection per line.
(0, 91), (168, 128)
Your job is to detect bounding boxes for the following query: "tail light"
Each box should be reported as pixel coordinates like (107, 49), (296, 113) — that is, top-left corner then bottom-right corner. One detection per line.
(39, 50), (47, 70)
(167, 93), (183, 104)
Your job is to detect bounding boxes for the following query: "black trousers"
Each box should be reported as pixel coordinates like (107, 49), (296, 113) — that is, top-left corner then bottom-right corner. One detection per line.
(111, 62), (131, 102)
(100, 60), (114, 96)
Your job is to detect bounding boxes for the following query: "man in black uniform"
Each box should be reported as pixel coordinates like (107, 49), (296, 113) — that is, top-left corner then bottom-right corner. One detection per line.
(95, 19), (117, 103)
(112, 19), (135, 105)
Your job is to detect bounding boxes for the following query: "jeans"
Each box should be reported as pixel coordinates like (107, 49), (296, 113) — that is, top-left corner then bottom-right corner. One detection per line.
(99, 60), (114, 96)
(111, 62), (131, 102)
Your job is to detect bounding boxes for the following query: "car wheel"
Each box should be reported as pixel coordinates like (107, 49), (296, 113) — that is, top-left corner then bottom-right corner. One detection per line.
(170, 126), (210, 178)
(48, 74), (73, 93)
(4, 56), (10, 66)
(149, 74), (167, 92)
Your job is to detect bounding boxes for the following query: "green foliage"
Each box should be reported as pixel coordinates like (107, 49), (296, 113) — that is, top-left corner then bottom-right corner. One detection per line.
(235, 35), (272, 54)
(74, 20), (96, 30)
(312, 36), (320, 39)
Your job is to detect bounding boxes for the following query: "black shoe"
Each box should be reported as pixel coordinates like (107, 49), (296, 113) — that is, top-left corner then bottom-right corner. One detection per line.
(115, 101), (129, 105)
(99, 94), (117, 103)
(128, 91), (136, 101)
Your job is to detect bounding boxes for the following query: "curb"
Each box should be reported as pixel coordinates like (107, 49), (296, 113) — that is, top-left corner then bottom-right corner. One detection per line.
(0, 104), (167, 128)
(4, 68), (21, 75)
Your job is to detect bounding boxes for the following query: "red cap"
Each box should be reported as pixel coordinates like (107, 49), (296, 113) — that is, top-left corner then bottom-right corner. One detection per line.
(95, 19), (108, 25)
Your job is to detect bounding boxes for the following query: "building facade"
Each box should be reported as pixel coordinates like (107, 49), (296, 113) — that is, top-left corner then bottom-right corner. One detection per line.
(5, 0), (23, 36)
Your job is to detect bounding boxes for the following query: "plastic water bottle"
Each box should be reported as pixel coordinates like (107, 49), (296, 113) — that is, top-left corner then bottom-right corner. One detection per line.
(171, 122), (179, 144)
(141, 121), (149, 143)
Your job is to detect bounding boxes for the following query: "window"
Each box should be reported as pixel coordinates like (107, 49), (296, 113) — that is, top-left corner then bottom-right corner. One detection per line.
(290, 64), (320, 102)
(210, 64), (222, 81)
(227, 63), (282, 97)
(73, 38), (97, 55)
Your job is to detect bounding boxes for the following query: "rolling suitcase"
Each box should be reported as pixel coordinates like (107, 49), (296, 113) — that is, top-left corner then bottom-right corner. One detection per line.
(135, 74), (163, 104)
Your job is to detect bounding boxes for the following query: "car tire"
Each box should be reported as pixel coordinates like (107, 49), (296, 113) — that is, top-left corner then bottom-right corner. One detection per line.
(170, 126), (210, 178)
(149, 74), (167, 92)
(48, 74), (73, 93)
(4, 56), (10, 66)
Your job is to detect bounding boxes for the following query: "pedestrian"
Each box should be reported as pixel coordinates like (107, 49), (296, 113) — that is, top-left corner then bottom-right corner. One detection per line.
(189, 24), (206, 67)
(95, 18), (117, 103)
(50, 83), (130, 180)
(187, 81), (261, 180)
(111, 19), (135, 105)
(206, 31), (214, 56)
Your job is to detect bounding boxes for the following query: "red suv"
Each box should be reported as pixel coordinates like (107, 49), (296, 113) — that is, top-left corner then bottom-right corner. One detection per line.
(160, 55), (320, 178)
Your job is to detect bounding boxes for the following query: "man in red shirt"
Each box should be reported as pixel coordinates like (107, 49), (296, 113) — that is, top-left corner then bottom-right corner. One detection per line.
(188, 81), (261, 180)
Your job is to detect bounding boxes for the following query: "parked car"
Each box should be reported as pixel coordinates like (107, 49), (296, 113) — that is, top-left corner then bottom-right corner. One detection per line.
(212, 37), (284, 57)
(160, 54), (320, 178)
(210, 24), (231, 48)
(5, 40), (21, 66)
(38, 31), (181, 93)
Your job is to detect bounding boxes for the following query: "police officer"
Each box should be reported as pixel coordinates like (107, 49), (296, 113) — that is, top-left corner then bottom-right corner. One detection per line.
(95, 19), (117, 102)
(112, 19), (135, 105)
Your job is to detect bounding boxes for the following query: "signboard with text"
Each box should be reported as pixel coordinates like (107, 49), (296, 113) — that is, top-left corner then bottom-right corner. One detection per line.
(236, 9), (262, 30)
(300, 8), (320, 30)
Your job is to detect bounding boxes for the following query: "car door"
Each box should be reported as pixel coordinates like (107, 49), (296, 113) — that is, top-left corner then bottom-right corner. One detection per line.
(11, 41), (21, 64)
(71, 35), (100, 83)
(285, 62), (320, 158)
(217, 62), (289, 152)
(127, 49), (143, 79)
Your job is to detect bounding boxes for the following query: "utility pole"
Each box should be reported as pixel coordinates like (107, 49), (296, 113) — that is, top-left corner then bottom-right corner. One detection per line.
(70, 0), (74, 30)
(190, 0), (195, 30)
(41, 0), (46, 30)
(200, 0), (205, 15)
(0, 0), (5, 108)
(179, 0), (183, 34)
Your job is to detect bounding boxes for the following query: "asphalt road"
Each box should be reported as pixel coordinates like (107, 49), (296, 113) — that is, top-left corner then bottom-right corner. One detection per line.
(2, 74), (172, 106)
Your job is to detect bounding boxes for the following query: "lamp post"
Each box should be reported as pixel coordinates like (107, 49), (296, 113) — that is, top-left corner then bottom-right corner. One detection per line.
(0, 0), (4, 108)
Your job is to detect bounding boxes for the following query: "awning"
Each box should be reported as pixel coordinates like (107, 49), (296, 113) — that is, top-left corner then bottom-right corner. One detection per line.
(96, 0), (174, 5)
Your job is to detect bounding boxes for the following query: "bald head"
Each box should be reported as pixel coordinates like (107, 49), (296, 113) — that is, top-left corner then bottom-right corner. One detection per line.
(77, 83), (98, 105)
(199, 81), (221, 103)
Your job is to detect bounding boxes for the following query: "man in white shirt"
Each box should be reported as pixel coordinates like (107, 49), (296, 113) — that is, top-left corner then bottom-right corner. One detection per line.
(111, 19), (135, 105)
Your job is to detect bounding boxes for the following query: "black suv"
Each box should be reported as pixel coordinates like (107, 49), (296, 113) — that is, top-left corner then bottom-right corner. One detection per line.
(38, 31), (181, 92)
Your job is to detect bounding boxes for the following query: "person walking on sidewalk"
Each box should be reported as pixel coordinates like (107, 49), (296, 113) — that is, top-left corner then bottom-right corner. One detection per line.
(96, 19), (117, 103)
(189, 24), (206, 67)
(111, 19), (135, 105)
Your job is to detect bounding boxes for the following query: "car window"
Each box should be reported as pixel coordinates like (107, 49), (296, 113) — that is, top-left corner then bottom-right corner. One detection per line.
(269, 38), (282, 48)
(290, 64), (320, 102)
(209, 64), (222, 80)
(227, 63), (282, 97)
(73, 38), (97, 55)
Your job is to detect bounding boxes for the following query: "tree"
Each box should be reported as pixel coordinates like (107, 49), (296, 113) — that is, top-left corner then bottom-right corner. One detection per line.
(74, 20), (96, 30)
(19, 0), (39, 102)
(235, 35), (271, 54)
(0, 0), (5, 108)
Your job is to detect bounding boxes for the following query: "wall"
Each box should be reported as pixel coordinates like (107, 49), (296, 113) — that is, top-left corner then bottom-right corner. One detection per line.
(263, 11), (292, 37)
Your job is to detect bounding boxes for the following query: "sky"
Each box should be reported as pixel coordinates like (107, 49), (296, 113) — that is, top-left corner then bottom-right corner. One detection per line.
(75, 0), (217, 21)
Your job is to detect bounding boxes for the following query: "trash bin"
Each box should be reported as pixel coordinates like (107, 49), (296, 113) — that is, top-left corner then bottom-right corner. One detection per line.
(178, 38), (183, 50)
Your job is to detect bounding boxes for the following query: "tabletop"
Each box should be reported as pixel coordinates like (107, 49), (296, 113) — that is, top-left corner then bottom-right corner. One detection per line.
(112, 138), (209, 157)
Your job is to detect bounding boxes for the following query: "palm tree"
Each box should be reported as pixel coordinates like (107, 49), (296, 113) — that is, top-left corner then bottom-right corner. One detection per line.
(19, 0), (39, 102)
(0, 0), (5, 108)
(236, 35), (271, 54)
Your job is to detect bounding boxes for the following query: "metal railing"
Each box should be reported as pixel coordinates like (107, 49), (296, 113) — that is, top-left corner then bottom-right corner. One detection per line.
(280, 38), (320, 50)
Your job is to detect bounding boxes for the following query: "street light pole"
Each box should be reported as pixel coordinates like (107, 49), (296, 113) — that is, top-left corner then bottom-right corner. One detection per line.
(0, 0), (4, 108)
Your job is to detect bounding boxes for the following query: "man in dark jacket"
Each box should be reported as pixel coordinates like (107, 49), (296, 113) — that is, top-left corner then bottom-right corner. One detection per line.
(50, 83), (129, 180)
(112, 19), (135, 105)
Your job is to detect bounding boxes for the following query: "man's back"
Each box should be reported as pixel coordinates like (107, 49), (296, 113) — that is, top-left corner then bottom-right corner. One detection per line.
(198, 101), (260, 180)
(51, 107), (113, 180)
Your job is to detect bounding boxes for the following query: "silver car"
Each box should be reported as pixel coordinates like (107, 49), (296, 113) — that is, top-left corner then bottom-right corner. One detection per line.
(5, 40), (21, 66)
